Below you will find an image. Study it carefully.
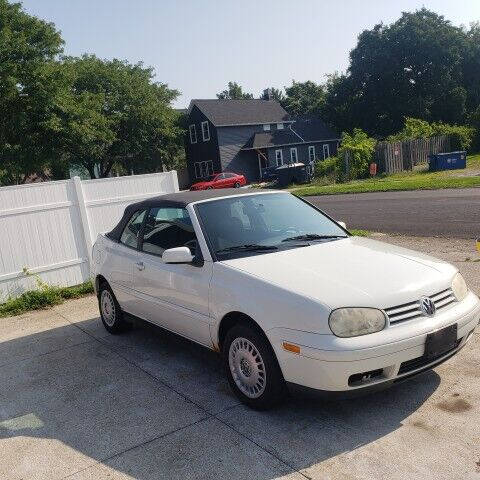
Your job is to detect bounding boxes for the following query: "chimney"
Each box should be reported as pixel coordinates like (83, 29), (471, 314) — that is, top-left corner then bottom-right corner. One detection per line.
(263, 88), (273, 100)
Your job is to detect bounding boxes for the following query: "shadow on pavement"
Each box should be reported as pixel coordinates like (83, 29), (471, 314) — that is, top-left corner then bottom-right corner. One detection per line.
(0, 313), (441, 479)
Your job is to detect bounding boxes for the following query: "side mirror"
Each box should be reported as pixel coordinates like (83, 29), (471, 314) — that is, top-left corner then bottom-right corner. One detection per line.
(338, 221), (347, 229)
(162, 247), (194, 264)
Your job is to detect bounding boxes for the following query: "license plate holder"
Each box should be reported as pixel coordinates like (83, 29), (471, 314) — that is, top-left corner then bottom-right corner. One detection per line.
(425, 324), (458, 359)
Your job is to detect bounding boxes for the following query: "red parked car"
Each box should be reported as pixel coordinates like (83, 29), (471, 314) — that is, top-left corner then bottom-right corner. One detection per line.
(190, 172), (247, 190)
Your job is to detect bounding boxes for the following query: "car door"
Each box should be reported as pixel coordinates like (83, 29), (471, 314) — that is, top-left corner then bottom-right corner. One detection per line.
(223, 173), (235, 188)
(107, 209), (146, 313)
(131, 206), (213, 347)
(213, 173), (225, 189)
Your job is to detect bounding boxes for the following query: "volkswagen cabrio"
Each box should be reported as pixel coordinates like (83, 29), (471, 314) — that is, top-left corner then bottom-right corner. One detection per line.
(92, 189), (480, 409)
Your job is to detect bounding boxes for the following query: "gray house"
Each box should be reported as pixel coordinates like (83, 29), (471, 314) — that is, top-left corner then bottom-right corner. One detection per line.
(185, 99), (339, 184)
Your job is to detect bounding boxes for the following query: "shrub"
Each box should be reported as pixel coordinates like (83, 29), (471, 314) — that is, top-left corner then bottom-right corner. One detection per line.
(387, 118), (433, 141)
(431, 122), (475, 150)
(314, 156), (342, 178)
(338, 129), (377, 180)
(388, 117), (476, 151)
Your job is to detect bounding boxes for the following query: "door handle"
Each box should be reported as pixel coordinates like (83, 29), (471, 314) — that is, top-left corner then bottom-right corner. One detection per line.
(135, 261), (145, 271)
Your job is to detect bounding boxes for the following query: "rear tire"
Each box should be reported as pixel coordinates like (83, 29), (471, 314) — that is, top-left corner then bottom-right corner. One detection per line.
(223, 323), (286, 410)
(98, 282), (128, 334)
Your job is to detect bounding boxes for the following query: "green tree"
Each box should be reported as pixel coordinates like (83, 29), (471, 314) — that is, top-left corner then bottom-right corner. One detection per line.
(57, 55), (182, 178)
(260, 87), (284, 102)
(0, 0), (64, 184)
(324, 9), (468, 137)
(216, 81), (253, 100)
(282, 80), (325, 116)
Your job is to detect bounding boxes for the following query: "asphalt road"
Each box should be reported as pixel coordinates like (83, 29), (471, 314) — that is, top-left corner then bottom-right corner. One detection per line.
(306, 187), (480, 239)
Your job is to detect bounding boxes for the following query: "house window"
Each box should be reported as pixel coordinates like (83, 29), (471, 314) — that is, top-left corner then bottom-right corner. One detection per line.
(194, 162), (201, 178)
(308, 145), (316, 163)
(194, 160), (213, 178)
(263, 124), (271, 131)
(290, 147), (298, 163)
(201, 121), (210, 141)
(275, 149), (283, 166)
(323, 144), (330, 159)
(277, 123), (284, 130)
(189, 124), (197, 144)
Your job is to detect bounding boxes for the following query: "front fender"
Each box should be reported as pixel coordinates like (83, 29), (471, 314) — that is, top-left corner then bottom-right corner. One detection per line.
(209, 262), (331, 345)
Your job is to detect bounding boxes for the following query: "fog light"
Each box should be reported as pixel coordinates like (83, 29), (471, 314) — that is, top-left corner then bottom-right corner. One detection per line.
(348, 368), (383, 386)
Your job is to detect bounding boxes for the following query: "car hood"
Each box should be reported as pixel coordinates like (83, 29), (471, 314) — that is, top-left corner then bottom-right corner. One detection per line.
(220, 237), (457, 310)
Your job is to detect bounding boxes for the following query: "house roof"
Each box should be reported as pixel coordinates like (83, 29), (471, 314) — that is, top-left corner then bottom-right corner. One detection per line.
(243, 129), (301, 149)
(242, 115), (339, 150)
(189, 99), (290, 126)
(293, 115), (338, 142)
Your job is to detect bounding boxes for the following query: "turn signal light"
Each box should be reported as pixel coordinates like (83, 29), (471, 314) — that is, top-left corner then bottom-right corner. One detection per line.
(282, 342), (300, 354)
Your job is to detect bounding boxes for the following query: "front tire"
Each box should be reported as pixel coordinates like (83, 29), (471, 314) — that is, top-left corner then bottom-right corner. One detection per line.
(98, 283), (128, 334)
(234, 181), (240, 188)
(223, 323), (286, 409)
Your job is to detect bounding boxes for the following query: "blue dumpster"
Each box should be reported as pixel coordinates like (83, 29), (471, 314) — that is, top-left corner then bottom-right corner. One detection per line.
(428, 151), (466, 171)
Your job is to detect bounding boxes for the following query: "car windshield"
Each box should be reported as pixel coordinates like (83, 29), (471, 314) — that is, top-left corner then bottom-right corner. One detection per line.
(195, 193), (348, 259)
(207, 174), (217, 181)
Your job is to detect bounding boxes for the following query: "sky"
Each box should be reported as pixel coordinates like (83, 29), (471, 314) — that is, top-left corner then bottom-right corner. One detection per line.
(20, 0), (480, 108)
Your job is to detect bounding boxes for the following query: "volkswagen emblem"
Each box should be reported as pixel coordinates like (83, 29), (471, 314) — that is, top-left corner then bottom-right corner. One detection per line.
(420, 296), (436, 316)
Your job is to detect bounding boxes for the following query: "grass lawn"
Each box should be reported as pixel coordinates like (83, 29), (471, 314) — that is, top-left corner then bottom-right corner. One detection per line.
(291, 153), (480, 196)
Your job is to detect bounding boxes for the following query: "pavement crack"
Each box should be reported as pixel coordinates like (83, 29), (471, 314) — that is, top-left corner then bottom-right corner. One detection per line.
(61, 416), (211, 479)
(0, 338), (95, 370)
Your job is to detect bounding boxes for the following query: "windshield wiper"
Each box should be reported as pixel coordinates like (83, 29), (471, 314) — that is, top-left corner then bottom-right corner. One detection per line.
(282, 234), (347, 242)
(216, 244), (278, 254)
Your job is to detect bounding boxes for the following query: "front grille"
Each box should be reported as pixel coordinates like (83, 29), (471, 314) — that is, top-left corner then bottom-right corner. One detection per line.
(384, 288), (456, 325)
(397, 338), (461, 375)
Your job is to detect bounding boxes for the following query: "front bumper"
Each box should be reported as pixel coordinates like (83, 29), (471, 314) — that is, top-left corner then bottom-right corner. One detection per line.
(269, 291), (480, 394)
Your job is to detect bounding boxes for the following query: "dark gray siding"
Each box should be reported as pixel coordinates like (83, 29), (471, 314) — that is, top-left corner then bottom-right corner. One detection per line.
(185, 105), (220, 183)
(217, 125), (265, 182)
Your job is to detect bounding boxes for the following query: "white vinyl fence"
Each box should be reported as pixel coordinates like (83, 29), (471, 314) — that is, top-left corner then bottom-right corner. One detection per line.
(0, 170), (179, 301)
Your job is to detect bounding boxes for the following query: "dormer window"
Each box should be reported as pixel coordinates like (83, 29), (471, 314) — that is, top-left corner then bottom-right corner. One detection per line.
(189, 124), (197, 144)
(201, 121), (210, 141)
(263, 124), (271, 131)
(277, 123), (284, 130)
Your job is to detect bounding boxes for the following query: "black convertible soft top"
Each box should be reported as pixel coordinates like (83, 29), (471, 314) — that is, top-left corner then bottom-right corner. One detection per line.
(106, 188), (274, 242)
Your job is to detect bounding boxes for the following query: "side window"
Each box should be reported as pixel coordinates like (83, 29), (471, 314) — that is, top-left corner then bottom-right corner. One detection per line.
(120, 210), (146, 248)
(189, 124), (197, 144)
(142, 207), (198, 257)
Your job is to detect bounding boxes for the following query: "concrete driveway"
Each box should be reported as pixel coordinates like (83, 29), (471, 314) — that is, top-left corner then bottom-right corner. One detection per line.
(1, 237), (479, 480)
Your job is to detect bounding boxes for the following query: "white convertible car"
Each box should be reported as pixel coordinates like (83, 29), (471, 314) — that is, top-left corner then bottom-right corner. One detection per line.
(92, 189), (480, 409)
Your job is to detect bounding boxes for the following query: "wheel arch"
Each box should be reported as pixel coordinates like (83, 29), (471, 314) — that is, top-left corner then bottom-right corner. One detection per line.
(95, 274), (108, 296)
(217, 311), (267, 351)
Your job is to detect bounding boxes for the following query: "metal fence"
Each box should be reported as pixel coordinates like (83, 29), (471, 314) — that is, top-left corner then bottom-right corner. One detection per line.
(0, 170), (179, 300)
(375, 135), (451, 174)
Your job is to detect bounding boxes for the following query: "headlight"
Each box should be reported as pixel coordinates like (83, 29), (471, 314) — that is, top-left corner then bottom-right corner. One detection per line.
(452, 273), (468, 301)
(329, 308), (386, 337)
